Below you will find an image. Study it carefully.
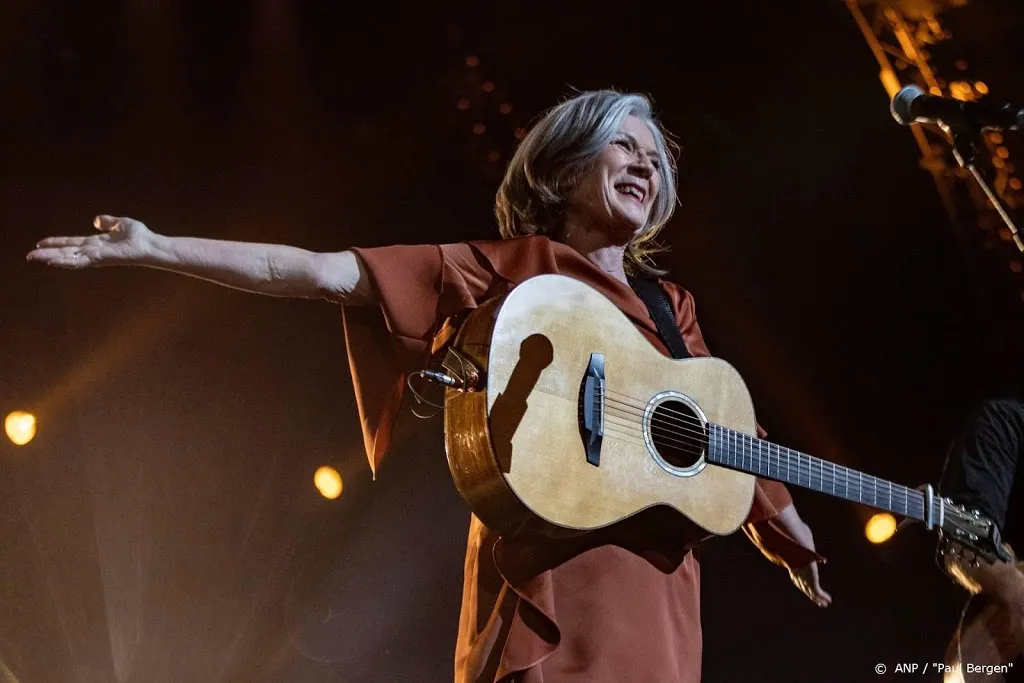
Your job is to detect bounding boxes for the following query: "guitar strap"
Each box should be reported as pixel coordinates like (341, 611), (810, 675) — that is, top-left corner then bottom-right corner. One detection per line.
(628, 277), (692, 360)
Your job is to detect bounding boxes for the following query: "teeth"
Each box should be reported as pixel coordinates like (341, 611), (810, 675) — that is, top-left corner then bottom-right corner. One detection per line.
(617, 185), (643, 200)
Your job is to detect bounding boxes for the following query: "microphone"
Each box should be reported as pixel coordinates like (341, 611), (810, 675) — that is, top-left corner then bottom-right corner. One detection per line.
(890, 85), (1023, 131)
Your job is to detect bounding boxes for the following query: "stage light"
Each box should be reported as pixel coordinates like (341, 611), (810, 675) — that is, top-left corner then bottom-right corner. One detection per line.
(865, 512), (896, 544)
(314, 466), (343, 500)
(879, 68), (901, 99)
(465, 55), (479, 67)
(974, 81), (989, 95)
(949, 81), (973, 101)
(472, 123), (486, 135)
(481, 81), (494, 93)
(1009, 178), (1021, 191)
(499, 103), (512, 114)
(457, 98), (470, 111)
(5, 411), (37, 446)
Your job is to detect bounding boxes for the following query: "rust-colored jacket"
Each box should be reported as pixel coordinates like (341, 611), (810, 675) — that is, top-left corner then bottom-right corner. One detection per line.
(342, 235), (824, 682)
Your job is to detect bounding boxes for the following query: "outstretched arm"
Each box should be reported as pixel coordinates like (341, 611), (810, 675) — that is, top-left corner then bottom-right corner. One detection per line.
(26, 215), (374, 305)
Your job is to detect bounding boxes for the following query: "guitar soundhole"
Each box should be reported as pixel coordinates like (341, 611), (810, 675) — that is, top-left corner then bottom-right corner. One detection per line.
(649, 399), (706, 470)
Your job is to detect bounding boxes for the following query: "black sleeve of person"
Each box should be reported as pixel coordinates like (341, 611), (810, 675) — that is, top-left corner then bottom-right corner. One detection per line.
(939, 399), (1024, 546)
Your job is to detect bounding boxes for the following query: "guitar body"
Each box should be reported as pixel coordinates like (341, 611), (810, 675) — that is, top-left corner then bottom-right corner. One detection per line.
(443, 274), (759, 539)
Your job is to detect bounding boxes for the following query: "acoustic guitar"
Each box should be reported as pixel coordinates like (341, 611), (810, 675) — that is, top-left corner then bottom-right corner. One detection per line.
(438, 274), (1003, 563)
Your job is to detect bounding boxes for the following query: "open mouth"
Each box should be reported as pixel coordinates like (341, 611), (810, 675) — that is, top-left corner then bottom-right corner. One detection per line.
(615, 183), (646, 205)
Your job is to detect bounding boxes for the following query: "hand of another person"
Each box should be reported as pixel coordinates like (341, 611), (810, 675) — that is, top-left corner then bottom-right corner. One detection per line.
(27, 215), (156, 268)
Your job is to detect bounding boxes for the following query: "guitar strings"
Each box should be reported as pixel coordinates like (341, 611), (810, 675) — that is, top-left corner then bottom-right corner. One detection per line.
(601, 395), (922, 513)
(588, 387), (924, 515)
(602, 401), (916, 508)
(600, 410), (924, 517)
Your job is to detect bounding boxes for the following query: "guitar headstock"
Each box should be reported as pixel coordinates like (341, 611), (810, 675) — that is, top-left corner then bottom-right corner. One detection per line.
(937, 498), (1012, 566)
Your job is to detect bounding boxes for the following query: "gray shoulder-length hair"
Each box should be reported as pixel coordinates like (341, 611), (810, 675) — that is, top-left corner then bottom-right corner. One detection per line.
(494, 89), (678, 276)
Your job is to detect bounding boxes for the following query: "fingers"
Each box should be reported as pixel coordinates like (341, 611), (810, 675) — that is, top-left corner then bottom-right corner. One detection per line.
(808, 576), (832, 607)
(25, 246), (94, 268)
(34, 236), (91, 249)
(792, 565), (832, 608)
(799, 580), (831, 608)
(807, 565), (832, 607)
(810, 583), (832, 607)
(28, 217), (118, 265)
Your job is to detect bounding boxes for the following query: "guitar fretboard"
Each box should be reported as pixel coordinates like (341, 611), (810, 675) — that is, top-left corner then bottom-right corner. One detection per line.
(707, 424), (927, 521)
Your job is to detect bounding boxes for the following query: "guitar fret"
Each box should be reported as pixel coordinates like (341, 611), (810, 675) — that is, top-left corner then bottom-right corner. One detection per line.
(709, 424), (928, 522)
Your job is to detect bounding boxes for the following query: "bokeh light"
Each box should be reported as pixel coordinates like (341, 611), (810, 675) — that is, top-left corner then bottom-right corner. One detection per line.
(314, 465), (343, 500)
(865, 512), (897, 544)
(5, 411), (37, 446)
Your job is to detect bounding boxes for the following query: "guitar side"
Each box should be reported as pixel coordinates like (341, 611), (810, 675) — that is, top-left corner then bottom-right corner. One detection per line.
(443, 295), (539, 537)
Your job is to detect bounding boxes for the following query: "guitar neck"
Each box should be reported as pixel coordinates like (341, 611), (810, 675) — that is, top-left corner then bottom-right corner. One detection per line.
(706, 424), (928, 522)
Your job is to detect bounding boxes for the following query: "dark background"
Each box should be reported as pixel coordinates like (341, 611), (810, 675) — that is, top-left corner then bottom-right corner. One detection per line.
(2, 1), (1023, 681)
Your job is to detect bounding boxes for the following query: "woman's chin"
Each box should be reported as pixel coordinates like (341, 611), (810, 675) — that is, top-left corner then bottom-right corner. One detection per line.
(588, 213), (646, 245)
(609, 219), (646, 243)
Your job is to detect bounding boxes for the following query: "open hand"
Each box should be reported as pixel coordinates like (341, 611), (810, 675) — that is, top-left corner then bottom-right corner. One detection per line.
(26, 215), (156, 268)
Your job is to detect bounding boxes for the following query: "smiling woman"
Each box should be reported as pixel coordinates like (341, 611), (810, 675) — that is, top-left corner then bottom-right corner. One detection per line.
(25, 89), (828, 683)
(495, 91), (677, 280)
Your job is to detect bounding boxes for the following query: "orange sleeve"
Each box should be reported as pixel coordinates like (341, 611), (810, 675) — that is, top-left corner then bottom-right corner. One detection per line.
(342, 243), (496, 477)
(666, 282), (825, 569)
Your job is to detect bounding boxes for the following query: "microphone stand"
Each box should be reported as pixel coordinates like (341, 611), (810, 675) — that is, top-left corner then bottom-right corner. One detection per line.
(948, 123), (1024, 254)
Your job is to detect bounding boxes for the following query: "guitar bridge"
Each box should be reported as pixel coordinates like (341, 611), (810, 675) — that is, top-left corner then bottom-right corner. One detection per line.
(579, 353), (605, 466)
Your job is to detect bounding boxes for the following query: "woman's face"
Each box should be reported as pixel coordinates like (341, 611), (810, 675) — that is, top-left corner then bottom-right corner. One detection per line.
(566, 114), (662, 244)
